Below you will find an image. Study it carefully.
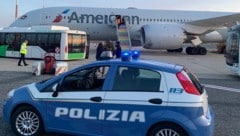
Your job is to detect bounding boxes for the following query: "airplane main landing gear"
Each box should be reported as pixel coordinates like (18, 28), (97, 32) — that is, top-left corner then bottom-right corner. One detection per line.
(186, 46), (207, 55)
(167, 48), (183, 53)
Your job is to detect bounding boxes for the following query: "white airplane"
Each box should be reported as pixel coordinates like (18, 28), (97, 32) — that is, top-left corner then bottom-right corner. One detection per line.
(9, 7), (240, 55)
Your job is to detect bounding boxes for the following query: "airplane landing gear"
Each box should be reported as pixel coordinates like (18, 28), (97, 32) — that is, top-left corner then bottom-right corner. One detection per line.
(167, 48), (183, 53)
(186, 46), (207, 55)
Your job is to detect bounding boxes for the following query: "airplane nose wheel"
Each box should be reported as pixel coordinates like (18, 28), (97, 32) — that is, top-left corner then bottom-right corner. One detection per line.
(186, 46), (207, 55)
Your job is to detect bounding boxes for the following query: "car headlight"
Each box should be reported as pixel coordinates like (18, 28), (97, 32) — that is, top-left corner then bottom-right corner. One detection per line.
(7, 89), (16, 99)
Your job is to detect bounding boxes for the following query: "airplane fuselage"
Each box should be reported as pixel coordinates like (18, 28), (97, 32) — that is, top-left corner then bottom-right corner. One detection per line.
(9, 7), (240, 54)
(10, 7), (234, 41)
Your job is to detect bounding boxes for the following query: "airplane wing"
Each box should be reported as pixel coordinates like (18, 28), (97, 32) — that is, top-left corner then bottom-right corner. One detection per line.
(185, 13), (240, 28)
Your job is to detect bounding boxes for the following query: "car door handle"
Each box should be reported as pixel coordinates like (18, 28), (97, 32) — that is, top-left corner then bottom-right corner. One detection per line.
(90, 96), (102, 102)
(148, 98), (162, 104)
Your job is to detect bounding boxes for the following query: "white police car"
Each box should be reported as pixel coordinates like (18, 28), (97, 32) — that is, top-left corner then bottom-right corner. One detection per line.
(3, 51), (214, 136)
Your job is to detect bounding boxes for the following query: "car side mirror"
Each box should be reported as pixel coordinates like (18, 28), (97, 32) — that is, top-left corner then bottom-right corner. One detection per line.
(52, 83), (59, 97)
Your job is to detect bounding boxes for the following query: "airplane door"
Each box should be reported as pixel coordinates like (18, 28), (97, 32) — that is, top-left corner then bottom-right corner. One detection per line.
(40, 12), (48, 25)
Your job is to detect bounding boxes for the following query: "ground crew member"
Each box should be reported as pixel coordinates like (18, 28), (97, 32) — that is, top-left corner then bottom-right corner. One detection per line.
(18, 40), (28, 66)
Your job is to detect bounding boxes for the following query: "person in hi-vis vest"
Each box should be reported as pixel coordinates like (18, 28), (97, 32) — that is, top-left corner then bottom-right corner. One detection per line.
(18, 40), (28, 66)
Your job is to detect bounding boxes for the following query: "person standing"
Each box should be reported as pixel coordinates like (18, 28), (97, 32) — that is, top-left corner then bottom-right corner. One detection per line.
(115, 41), (122, 58)
(95, 42), (104, 60)
(18, 40), (28, 66)
(105, 40), (115, 59)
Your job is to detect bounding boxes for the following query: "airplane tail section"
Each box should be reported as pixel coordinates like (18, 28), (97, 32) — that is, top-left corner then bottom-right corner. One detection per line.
(115, 15), (132, 50)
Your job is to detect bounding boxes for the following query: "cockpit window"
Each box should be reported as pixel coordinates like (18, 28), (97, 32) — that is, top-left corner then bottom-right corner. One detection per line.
(20, 15), (27, 19)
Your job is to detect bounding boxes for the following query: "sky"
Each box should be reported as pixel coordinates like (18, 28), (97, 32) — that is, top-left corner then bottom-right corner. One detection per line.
(1, 0), (240, 27)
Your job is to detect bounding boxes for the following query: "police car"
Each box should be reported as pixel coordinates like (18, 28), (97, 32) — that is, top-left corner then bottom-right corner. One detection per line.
(3, 50), (214, 136)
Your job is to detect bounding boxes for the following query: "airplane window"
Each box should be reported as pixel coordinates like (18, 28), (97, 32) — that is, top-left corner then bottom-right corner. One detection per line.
(146, 19), (149, 21)
(143, 18), (145, 21)
(150, 19), (152, 21)
(157, 19), (159, 22)
(167, 19), (169, 22)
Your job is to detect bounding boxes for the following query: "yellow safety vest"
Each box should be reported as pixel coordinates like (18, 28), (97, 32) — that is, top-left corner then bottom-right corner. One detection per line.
(20, 42), (27, 54)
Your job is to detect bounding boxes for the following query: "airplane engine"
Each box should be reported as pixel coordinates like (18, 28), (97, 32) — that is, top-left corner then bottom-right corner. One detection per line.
(140, 24), (187, 49)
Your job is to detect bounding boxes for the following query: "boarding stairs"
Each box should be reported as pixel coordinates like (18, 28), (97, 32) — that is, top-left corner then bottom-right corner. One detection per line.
(115, 16), (132, 50)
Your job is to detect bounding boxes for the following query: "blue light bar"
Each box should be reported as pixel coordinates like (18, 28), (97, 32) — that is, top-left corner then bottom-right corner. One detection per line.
(121, 50), (140, 61)
(121, 50), (132, 61)
(131, 50), (140, 60)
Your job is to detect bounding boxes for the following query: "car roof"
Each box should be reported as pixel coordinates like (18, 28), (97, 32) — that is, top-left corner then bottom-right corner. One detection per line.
(89, 59), (183, 74)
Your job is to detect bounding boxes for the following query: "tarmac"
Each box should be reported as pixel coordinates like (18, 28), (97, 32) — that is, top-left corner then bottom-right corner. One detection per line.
(0, 46), (236, 80)
(0, 47), (240, 136)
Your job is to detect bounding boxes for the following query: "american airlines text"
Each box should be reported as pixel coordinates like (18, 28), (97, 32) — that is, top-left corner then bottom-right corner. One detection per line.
(68, 12), (140, 25)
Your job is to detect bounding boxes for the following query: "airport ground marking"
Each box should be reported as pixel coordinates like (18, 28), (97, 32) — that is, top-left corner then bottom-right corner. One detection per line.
(204, 84), (240, 93)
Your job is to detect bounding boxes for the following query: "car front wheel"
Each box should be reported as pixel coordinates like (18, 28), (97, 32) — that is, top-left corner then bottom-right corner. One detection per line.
(11, 106), (43, 136)
(148, 123), (188, 136)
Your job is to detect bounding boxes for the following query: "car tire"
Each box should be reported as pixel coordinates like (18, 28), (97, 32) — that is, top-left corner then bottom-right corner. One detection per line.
(148, 123), (188, 136)
(11, 106), (44, 136)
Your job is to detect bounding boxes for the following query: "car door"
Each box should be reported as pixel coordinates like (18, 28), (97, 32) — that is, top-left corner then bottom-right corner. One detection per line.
(102, 65), (168, 136)
(44, 65), (110, 135)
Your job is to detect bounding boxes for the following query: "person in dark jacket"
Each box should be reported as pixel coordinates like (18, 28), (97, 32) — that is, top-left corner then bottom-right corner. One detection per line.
(95, 42), (104, 60)
(115, 41), (122, 58)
